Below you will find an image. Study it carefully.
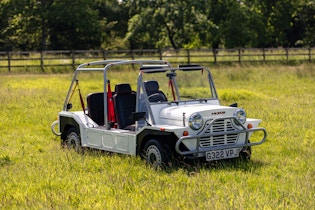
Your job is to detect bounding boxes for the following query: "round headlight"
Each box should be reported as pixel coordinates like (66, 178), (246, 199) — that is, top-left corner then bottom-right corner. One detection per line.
(189, 113), (203, 130)
(234, 109), (246, 124)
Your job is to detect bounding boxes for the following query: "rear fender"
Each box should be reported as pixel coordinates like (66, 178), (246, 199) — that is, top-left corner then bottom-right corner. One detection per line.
(60, 116), (80, 140)
(59, 111), (97, 142)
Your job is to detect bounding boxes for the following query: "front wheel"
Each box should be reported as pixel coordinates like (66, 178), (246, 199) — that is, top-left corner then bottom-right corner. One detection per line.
(65, 127), (82, 152)
(143, 139), (172, 168)
(240, 140), (252, 160)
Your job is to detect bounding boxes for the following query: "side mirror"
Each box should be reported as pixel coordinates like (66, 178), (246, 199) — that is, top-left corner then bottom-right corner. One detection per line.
(132, 112), (146, 122)
(66, 103), (73, 110)
(132, 112), (151, 126)
(229, 103), (238, 107)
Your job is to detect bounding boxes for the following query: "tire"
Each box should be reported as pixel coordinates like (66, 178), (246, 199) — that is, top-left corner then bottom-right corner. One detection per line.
(143, 139), (172, 168)
(240, 140), (252, 161)
(65, 127), (82, 152)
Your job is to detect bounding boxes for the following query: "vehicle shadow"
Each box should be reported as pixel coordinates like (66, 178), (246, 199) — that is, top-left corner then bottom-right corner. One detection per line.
(63, 146), (266, 175)
(164, 158), (266, 175)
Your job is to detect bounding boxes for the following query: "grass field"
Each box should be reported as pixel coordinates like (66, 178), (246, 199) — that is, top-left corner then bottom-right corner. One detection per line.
(0, 63), (314, 209)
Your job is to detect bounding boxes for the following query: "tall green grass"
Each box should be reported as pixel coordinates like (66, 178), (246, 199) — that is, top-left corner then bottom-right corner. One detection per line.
(0, 63), (314, 209)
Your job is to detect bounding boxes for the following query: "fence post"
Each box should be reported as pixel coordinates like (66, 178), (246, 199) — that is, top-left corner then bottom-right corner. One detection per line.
(103, 50), (107, 60)
(285, 48), (289, 60)
(7, 51), (11, 72)
(262, 48), (266, 62)
(71, 50), (75, 70)
(309, 48), (311, 62)
(238, 49), (241, 63)
(213, 49), (217, 64)
(159, 49), (163, 60)
(130, 49), (134, 60)
(40, 51), (44, 72)
(187, 49), (190, 64)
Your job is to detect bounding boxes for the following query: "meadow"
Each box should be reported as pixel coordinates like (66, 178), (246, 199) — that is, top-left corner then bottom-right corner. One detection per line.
(0, 63), (314, 209)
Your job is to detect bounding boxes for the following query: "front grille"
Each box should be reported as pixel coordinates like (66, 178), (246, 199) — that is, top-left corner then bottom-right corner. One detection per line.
(199, 119), (239, 147)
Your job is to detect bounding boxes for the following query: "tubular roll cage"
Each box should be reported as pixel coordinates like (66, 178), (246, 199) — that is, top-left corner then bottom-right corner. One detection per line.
(63, 60), (171, 125)
(175, 116), (267, 156)
(62, 60), (218, 129)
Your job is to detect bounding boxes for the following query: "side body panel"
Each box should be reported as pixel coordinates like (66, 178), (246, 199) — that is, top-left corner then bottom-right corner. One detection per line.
(59, 111), (137, 155)
(85, 128), (137, 155)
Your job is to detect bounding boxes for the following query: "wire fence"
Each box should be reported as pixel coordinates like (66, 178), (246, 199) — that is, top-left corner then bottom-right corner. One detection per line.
(0, 48), (314, 73)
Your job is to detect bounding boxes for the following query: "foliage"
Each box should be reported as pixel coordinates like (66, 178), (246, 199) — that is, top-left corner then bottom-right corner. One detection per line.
(0, 0), (315, 50)
(48, 0), (102, 50)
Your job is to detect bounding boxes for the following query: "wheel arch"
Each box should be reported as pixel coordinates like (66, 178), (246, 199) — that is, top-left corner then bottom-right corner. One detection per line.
(136, 129), (178, 156)
(60, 116), (80, 140)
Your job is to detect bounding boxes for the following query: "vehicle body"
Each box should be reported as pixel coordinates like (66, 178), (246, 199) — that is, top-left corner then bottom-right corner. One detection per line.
(51, 60), (267, 167)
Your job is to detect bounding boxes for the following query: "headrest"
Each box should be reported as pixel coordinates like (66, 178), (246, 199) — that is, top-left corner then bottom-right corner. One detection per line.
(115, 84), (132, 94)
(144, 80), (159, 92)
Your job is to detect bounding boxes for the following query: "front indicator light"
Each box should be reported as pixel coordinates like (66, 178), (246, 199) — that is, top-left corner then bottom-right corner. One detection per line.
(183, 131), (189, 136)
(247, 123), (253, 129)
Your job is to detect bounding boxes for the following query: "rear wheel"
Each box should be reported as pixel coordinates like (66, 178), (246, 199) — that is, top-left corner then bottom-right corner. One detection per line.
(65, 127), (82, 152)
(143, 139), (172, 168)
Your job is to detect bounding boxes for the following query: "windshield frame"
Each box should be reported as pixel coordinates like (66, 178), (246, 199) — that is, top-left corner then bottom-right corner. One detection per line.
(137, 65), (219, 125)
(137, 65), (218, 102)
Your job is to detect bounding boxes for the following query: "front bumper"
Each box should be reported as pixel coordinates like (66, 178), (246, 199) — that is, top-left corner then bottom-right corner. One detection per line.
(175, 117), (267, 157)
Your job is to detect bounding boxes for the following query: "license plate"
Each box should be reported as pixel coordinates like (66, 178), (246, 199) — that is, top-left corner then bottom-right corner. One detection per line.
(206, 148), (241, 161)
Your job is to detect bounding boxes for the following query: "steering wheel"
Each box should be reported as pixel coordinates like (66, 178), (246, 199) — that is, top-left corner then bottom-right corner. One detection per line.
(148, 93), (167, 102)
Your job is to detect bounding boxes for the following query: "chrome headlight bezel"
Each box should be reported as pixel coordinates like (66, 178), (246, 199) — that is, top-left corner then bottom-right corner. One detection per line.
(189, 113), (204, 130)
(234, 109), (246, 124)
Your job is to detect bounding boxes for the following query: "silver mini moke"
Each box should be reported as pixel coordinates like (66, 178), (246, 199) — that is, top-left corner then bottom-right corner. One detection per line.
(51, 60), (267, 168)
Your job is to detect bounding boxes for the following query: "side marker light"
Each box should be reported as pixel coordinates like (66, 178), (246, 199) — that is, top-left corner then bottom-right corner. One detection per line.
(247, 124), (253, 129)
(183, 131), (189, 136)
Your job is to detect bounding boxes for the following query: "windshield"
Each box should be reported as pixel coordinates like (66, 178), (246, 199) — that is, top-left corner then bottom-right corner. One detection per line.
(140, 67), (218, 102)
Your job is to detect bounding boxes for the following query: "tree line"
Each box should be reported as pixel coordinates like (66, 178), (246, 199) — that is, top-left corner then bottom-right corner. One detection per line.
(0, 0), (314, 51)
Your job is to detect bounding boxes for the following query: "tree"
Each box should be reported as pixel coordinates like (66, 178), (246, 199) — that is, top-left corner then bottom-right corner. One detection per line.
(220, 1), (253, 48)
(298, 1), (315, 47)
(0, 0), (313, 50)
(0, 1), (12, 50)
(87, 0), (129, 49)
(125, 0), (218, 49)
(0, 0), (44, 50)
(48, 0), (102, 50)
(0, 0), (111, 50)
(253, 0), (306, 47)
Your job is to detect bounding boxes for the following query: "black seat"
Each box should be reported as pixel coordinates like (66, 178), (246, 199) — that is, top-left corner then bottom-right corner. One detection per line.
(144, 80), (167, 102)
(113, 84), (136, 130)
(87, 92), (104, 125)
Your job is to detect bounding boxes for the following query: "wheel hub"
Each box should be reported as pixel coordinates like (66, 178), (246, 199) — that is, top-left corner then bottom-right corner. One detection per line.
(147, 145), (162, 166)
